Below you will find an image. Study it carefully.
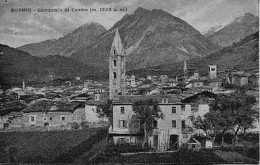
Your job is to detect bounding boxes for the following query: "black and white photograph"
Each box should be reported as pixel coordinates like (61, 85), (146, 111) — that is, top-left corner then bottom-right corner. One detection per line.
(0, 0), (259, 164)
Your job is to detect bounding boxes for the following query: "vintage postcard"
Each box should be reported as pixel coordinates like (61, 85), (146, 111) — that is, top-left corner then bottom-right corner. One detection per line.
(0, 0), (259, 164)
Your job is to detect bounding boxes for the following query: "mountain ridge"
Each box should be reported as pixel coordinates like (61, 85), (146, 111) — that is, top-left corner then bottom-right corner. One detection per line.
(71, 7), (219, 72)
(18, 22), (107, 57)
(205, 12), (259, 47)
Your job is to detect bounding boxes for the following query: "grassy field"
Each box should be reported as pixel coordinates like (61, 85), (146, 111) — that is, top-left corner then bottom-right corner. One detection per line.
(0, 127), (108, 163)
(214, 150), (258, 164)
(91, 148), (225, 164)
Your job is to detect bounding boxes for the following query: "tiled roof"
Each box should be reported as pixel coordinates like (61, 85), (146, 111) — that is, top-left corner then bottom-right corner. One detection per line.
(181, 91), (217, 103)
(113, 95), (182, 104)
(85, 92), (109, 105)
(23, 100), (80, 113)
(208, 78), (222, 83)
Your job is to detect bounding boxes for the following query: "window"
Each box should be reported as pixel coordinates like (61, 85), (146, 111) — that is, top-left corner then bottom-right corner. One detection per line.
(172, 107), (176, 113)
(119, 120), (127, 128)
(172, 120), (176, 128)
(43, 117), (47, 122)
(113, 72), (116, 79)
(181, 105), (185, 111)
(153, 120), (158, 128)
(30, 116), (35, 122)
(211, 68), (215, 71)
(118, 138), (126, 144)
(114, 49), (116, 55)
(182, 120), (185, 130)
(30, 115), (36, 123)
(120, 107), (125, 114)
(183, 134), (188, 138)
(61, 116), (66, 121)
(113, 59), (116, 67)
(50, 117), (52, 121)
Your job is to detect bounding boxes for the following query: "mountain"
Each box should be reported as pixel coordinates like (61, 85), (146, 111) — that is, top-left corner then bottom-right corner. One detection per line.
(128, 32), (259, 78)
(0, 44), (101, 86)
(18, 22), (107, 57)
(205, 13), (259, 47)
(71, 7), (219, 72)
(203, 25), (222, 37)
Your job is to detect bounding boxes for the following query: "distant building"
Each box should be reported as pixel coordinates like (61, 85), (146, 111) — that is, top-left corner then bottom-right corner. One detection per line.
(130, 75), (136, 87)
(209, 65), (217, 79)
(231, 72), (251, 86)
(84, 80), (92, 89)
(147, 76), (152, 80)
(160, 75), (168, 83)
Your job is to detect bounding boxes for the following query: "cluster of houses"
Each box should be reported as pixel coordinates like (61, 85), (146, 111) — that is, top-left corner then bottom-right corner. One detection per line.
(0, 29), (258, 152)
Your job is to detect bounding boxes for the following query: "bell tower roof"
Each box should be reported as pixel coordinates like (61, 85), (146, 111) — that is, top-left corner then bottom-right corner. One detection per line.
(111, 28), (124, 55)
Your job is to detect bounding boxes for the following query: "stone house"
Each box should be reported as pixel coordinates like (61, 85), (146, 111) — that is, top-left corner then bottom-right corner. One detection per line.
(10, 100), (84, 127)
(231, 72), (251, 86)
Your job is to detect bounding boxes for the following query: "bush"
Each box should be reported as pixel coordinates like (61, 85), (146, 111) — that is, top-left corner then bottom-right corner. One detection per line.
(80, 121), (90, 129)
(70, 122), (80, 130)
(247, 146), (259, 160)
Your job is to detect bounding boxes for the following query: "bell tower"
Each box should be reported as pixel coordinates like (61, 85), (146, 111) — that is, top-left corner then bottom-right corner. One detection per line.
(209, 65), (217, 79)
(109, 29), (126, 99)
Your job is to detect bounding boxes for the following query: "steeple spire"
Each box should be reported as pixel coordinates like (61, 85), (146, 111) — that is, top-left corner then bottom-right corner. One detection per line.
(183, 60), (187, 73)
(22, 80), (25, 90)
(183, 60), (188, 79)
(110, 28), (124, 55)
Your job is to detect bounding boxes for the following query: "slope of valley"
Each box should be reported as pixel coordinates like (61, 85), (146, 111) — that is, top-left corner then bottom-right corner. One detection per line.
(0, 44), (101, 85)
(128, 32), (259, 77)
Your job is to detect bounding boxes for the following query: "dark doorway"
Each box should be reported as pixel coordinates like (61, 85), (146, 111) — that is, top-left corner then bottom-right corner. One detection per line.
(153, 135), (158, 149)
(44, 123), (49, 127)
(169, 135), (178, 150)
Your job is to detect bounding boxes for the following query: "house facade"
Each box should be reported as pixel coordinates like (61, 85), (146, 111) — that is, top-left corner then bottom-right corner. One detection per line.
(9, 100), (84, 128)
(109, 93), (213, 151)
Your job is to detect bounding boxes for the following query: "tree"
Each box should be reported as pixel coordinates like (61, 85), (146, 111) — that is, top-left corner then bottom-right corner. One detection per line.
(96, 99), (113, 146)
(0, 75), (12, 97)
(96, 99), (113, 124)
(132, 99), (164, 149)
(192, 110), (232, 145)
(192, 91), (257, 146)
(142, 79), (152, 85)
(192, 115), (211, 136)
(212, 92), (257, 146)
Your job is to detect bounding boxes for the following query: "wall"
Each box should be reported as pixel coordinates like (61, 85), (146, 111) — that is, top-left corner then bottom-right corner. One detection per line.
(112, 104), (134, 133)
(85, 104), (107, 123)
(72, 108), (86, 123)
(12, 111), (73, 127)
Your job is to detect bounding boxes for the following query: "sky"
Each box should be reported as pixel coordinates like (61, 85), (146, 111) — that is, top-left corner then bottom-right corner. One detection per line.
(0, 0), (258, 48)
